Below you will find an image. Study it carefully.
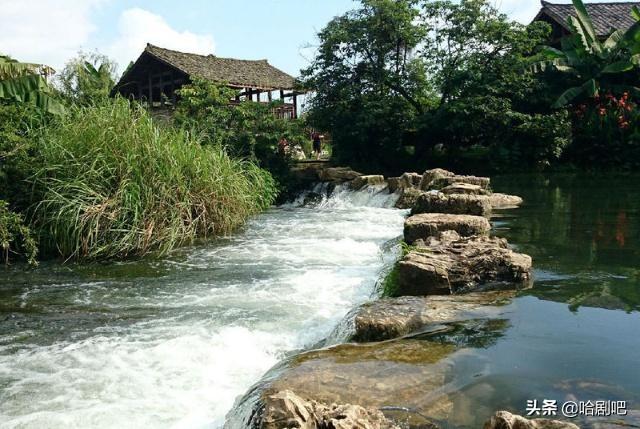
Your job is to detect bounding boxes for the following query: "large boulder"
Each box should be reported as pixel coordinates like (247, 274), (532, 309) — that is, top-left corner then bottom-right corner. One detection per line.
(318, 167), (363, 183)
(483, 411), (580, 429)
(352, 292), (513, 342)
(404, 213), (491, 244)
(412, 191), (493, 217)
(396, 232), (532, 296)
(260, 390), (399, 429)
(351, 175), (386, 190)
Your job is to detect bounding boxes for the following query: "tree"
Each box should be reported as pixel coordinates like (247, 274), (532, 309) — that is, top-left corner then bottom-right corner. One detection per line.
(529, 0), (640, 107)
(302, 0), (430, 173)
(57, 51), (117, 105)
(0, 54), (64, 115)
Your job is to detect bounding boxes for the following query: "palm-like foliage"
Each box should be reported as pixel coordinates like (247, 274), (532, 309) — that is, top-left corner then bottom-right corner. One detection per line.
(0, 54), (64, 114)
(530, 0), (640, 107)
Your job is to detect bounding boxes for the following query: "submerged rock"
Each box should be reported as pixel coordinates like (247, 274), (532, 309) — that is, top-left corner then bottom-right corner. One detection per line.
(351, 175), (386, 190)
(318, 167), (363, 183)
(352, 292), (513, 342)
(483, 411), (579, 429)
(260, 390), (399, 429)
(397, 232), (532, 296)
(404, 213), (491, 244)
(412, 191), (493, 217)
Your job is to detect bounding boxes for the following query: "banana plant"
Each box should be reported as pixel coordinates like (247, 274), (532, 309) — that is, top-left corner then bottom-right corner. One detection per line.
(529, 0), (640, 107)
(0, 54), (64, 115)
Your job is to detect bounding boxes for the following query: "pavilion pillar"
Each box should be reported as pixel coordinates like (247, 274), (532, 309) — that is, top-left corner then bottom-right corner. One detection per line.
(293, 94), (298, 119)
(268, 91), (272, 102)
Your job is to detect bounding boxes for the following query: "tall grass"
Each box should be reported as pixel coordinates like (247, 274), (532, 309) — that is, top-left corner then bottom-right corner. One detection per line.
(31, 98), (277, 260)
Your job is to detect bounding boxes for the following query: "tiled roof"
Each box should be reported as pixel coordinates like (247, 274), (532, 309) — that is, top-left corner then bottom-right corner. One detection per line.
(536, 1), (640, 36)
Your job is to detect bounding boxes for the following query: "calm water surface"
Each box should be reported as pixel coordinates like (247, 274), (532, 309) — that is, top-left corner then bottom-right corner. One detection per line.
(441, 174), (640, 428)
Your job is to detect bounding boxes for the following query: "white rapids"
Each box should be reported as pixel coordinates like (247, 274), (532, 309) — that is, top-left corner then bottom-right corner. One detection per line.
(0, 184), (405, 429)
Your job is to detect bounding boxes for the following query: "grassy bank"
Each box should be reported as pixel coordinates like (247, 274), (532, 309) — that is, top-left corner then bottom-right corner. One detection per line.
(27, 99), (277, 260)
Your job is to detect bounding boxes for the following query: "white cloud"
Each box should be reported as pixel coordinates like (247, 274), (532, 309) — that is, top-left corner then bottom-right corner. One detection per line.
(0, 0), (103, 70)
(106, 8), (215, 73)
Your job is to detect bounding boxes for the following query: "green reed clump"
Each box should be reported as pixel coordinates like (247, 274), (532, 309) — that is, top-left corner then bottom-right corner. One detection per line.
(31, 98), (277, 260)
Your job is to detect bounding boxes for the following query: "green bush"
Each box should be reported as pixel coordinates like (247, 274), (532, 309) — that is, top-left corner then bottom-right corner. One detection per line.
(30, 98), (277, 260)
(0, 200), (37, 265)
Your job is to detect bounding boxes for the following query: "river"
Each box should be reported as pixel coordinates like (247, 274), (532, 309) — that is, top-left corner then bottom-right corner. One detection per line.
(1, 174), (639, 428)
(0, 185), (403, 428)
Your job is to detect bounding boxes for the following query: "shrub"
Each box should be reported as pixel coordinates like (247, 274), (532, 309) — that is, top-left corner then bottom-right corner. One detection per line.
(568, 93), (640, 168)
(0, 200), (37, 265)
(30, 98), (277, 260)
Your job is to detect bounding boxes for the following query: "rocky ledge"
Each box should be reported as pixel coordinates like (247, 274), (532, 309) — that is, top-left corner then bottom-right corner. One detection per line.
(397, 231), (532, 296)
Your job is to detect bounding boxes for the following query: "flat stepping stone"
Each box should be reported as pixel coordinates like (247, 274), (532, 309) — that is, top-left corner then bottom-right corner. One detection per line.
(404, 213), (490, 244)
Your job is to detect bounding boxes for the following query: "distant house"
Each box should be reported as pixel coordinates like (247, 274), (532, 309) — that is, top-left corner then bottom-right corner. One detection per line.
(111, 43), (303, 119)
(532, 1), (640, 44)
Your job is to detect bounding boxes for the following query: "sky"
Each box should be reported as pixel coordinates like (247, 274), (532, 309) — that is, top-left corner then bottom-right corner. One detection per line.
(0, 0), (637, 78)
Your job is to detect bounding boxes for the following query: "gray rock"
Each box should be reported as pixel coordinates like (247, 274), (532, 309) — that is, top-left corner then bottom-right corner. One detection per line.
(352, 292), (513, 342)
(404, 213), (491, 244)
(412, 191), (493, 217)
(351, 175), (386, 190)
(397, 233), (532, 296)
(483, 411), (580, 429)
(260, 390), (399, 429)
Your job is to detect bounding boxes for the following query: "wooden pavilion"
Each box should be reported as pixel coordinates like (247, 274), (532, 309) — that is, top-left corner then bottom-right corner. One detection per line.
(111, 43), (304, 119)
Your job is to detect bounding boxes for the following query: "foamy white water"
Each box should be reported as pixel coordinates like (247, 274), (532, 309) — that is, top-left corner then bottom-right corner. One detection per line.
(0, 185), (405, 429)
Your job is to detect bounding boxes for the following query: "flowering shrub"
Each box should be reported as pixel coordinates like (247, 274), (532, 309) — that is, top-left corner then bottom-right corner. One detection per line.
(570, 93), (640, 168)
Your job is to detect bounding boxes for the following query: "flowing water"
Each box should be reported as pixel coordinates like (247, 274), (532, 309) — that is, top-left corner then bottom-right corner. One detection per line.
(0, 185), (404, 428)
(1, 174), (639, 429)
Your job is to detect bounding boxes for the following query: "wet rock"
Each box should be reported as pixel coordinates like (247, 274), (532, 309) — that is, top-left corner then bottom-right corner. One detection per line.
(260, 390), (399, 429)
(396, 232), (532, 296)
(412, 191), (492, 217)
(404, 213), (491, 244)
(291, 164), (323, 182)
(395, 188), (424, 209)
(419, 169), (490, 191)
(483, 411), (579, 429)
(387, 177), (401, 193)
(441, 183), (488, 196)
(351, 175), (386, 190)
(352, 292), (513, 342)
(318, 167), (363, 183)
